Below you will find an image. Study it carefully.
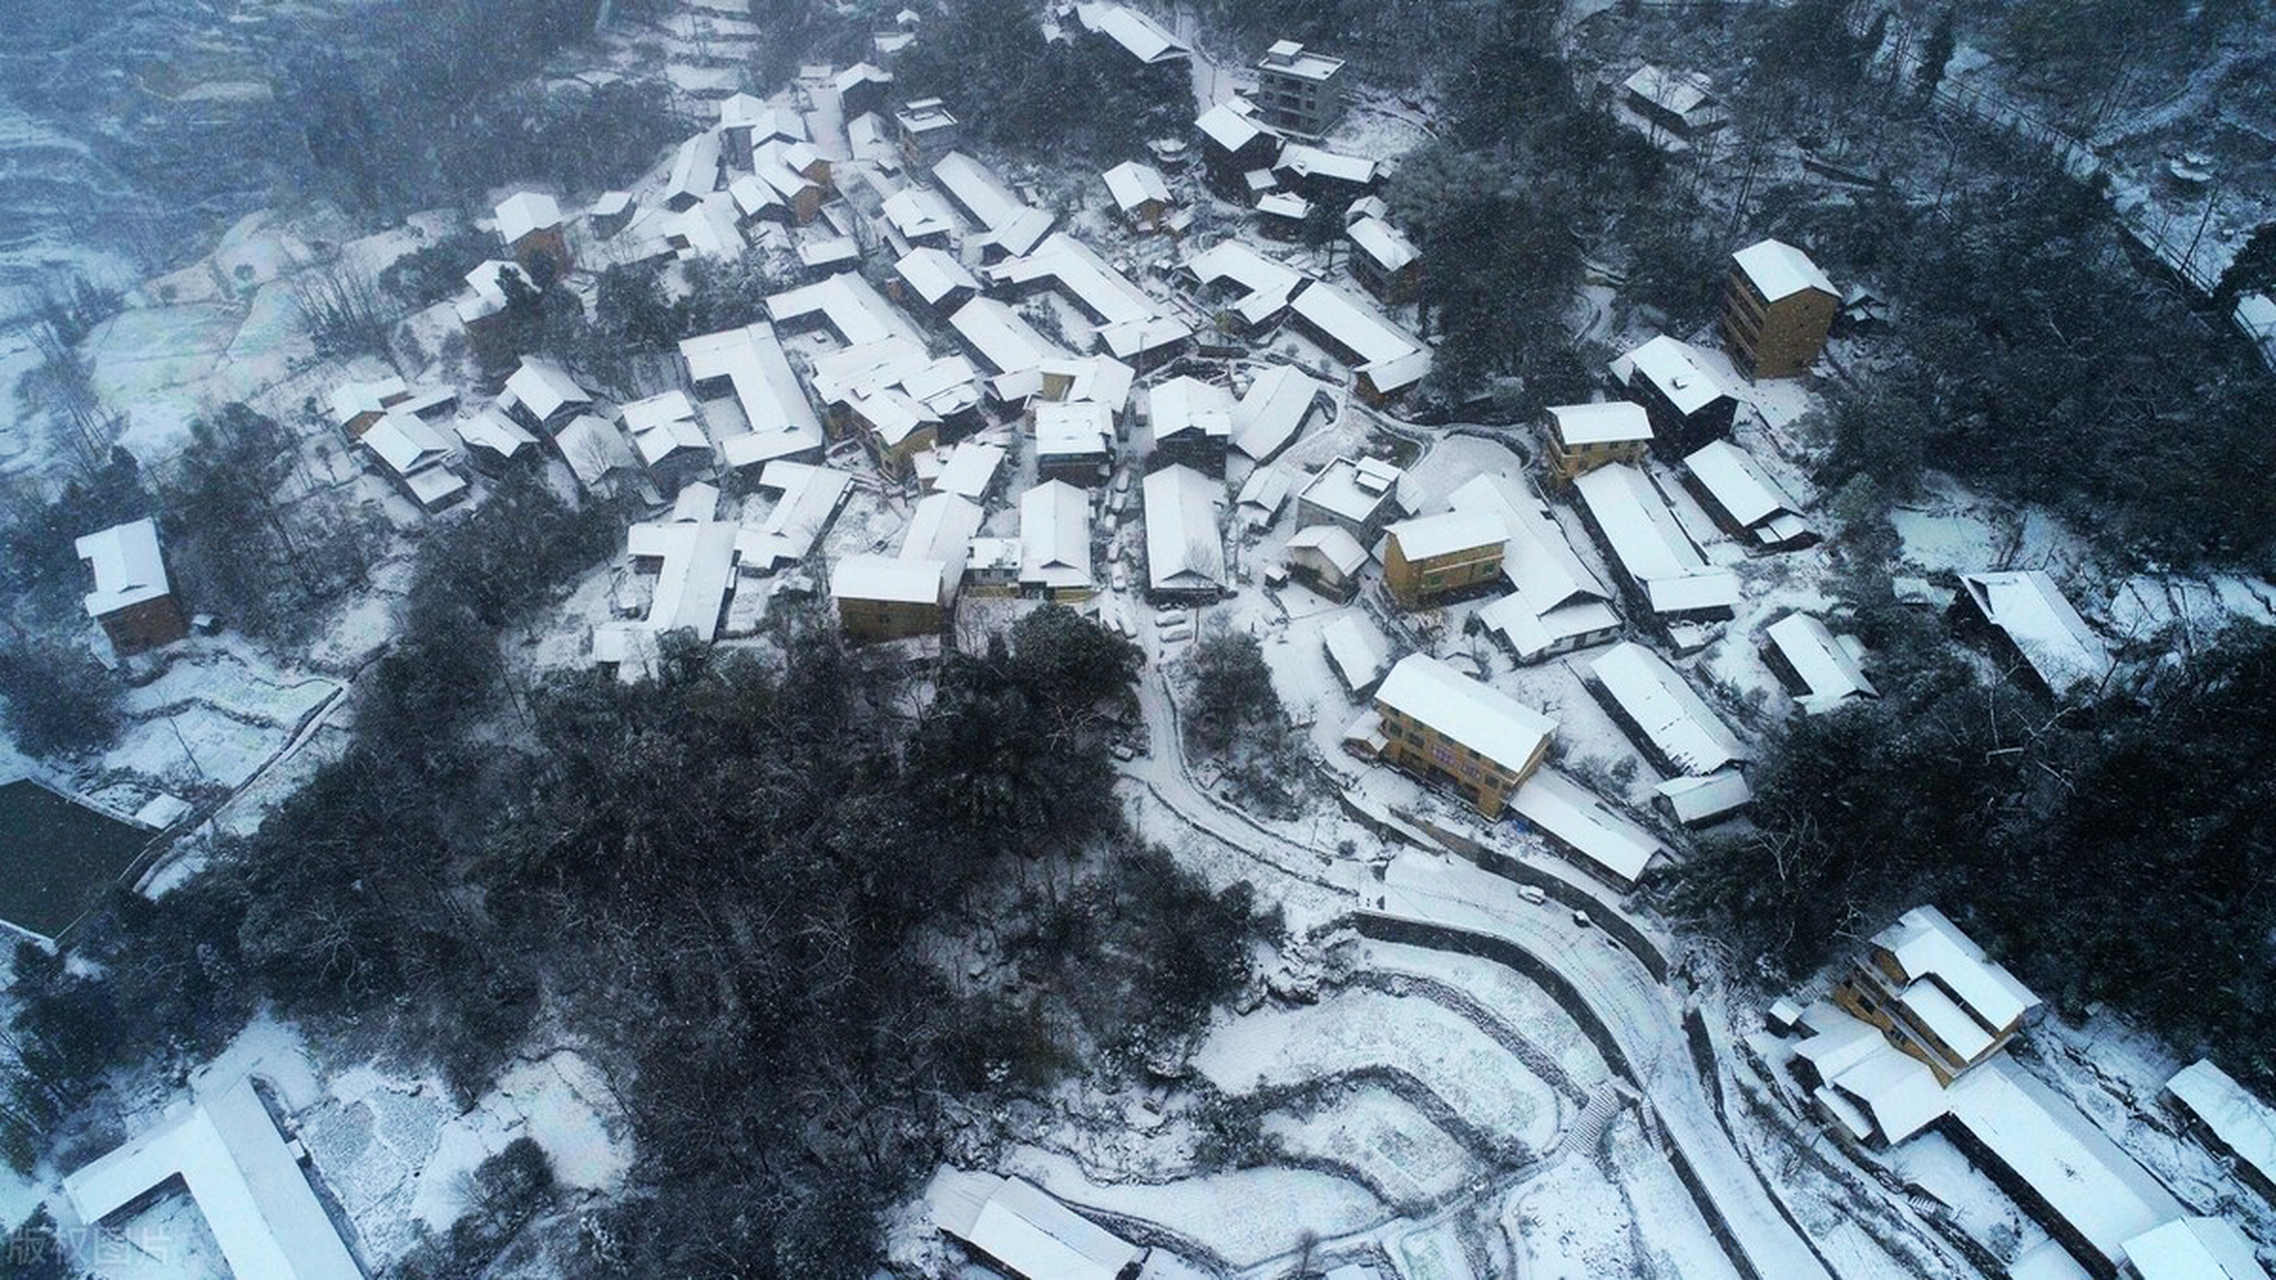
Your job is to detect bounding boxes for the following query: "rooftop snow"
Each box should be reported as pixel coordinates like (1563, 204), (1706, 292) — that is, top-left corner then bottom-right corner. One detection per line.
(1195, 101), (1281, 154)
(1446, 472), (1609, 611)
(1589, 641), (1747, 775)
(1616, 335), (1729, 416)
(503, 356), (589, 422)
(1184, 240), (1305, 326)
(930, 1169), (1146, 1280)
(1655, 768), (1751, 824)
(1320, 613), (1391, 695)
(766, 272), (924, 349)
(1959, 570), (2114, 698)
(2122, 1217), (2268, 1280)
(1103, 160), (1173, 212)
(1732, 238), (1836, 302)
(1150, 375), (1234, 443)
(1509, 768), (1664, 884)
(895, 245), (979, 304)
(680, 323), (826, 463)
(1765, 614), (1877, 711)
(1232, 365), (1331, 461)
(950, 297), (1072, 376)
(1019, 481), (1093, 592)
(1375, 654), (1556, 776)
(1347, 217), (1417, 274)
(1383, 510), (1504, 562)
(495, 190), (563, 243)
(76, 518), (173, 617)
(833, 553), (946, 605)
(883, 188), (959, 242)
(1287, 280), (1431, 391)
(1142, 464), (1225, 592)
(626, 520), (741, 640)
(1076, 2), (1191, 63)
(1288, 522), (1369, 576)
(737, 462), (854, 571)
(2165, 1060), (2276, 1194)
(932, 440), (1007, 502)
(1572, 464), (1741, 613)
(932, 152), (1055, 257)
(1684, 439), (1803, 530)
(1546, 401), (1652, 447)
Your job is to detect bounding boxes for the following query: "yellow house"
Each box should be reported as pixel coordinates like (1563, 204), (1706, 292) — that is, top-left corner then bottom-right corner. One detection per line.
(1380, 511), (1504, 609)
(1830, 905), (2041, 1085)
(1540, 401), (1653, 487)
(832, 555), (948, 643)
(1372, 654), (1555, 819)
(1722, 238), (1838, 380)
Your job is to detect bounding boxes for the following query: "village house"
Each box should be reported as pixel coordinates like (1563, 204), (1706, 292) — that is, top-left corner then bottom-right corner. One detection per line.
(933, 151), (1054, 261)
(617, 513), (742, 648)
(1181, 239), (1304, 332)
(1619, 65), (1727, 144)
(1231, 364), (1332, 463)
(984, 231), (1191, 368)
(501, 356), (592, 436)
(950, 297), (1073, 385)
(1654, 770), (1752, 828)
(1762, 613), (1877, 713)
(588, 190), (636, 239)
(927, 438), (1008, 504)
(1953, 570), (2115, 701)
(929, 1169), (1147, 1280)
(1287, 279), (1433, 402)
(899, 492), (984, 610)
(2118, 1218), (2267, 1280)
(1379, 511), (1506, 609)
(1789, 1000), (1955, 1150)
(1572, 464), (1742, 625)
(892, 246), (980, 315)
(1256, 191), (1314, 241)
(65, 1075), (363, 1280)
(1509, 768), (1668, 890)
(1141, 464), (1225, 601)
(1347, 215), (1419, 305)
(1019, 479), (1095, 599)
(495, 190), (571, 280)
(665, 129), (725, 211)
(1722, 238), (1838, 379)
(964, 537), (1023, 595)
(361, 412), (470, 513)
(553, 413), (644, 499)
(735, 461), (855, 571)
(1253, 39), (1347, 136)
(1073, 2), (1190, 66)
(833, 554), (951, 643)
(680, 322), (827, 470)
(1274, 144), (1379, 211)
(767, 271), (926, 350)
(717, 94), (805, 168)
(1234, 466), (1292, 530)
(896, 98), (962, 167)
(452, 406), (540, 475)
(2164, 1060), (2276, 1208)
(881, 186), (958, 249)
(1369, 654), (1555, 820)
(1321, 612), (1392, 697)
(1834, 905), (2041, 1086)
(328, 376), (453, 439)
(1587, 641), (1747, 778)
(1539, 401), (1653, 488)
(834, 62), (896, 121)
(1034, 400), (1117, 485)
(1103, 160), (1175, 232)
(1194, 99), (1283, 201)
(455, 259), (523, 375)
(619, 391), (716, 490)
(76, 518), (189, 656)
(1447, 473), (1621, 663)
(1682, 439), (1814, 549)
(1147, 375), (1233, 475)
(1612, 335), (1736, 454)
(1297, 455), (1406, 543)
(1286, 523), (1369, 601)
(797, 235), (862, 278)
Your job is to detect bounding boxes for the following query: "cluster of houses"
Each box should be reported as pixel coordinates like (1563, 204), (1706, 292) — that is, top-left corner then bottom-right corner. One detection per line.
(1772, 908), (2273, 1279)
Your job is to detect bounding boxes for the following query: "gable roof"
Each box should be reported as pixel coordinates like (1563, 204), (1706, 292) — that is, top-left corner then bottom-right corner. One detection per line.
(76, 518), (172, 617)
(503, 356), (590, 422)
(1617, 335), (1729, 416)
(895, 246), (980, 305)
(2123, 1217), (2270, 1280)
(931, 152), (1055, 257)
(934, 1172), (1146, 1280)
(1873, 904), (2040, 1033)
(1149, 375), (1234, 443)
(1547, 401), (1651, 447)
(1765, 614), (1877, 711)
(1347, 216), (1418, 273)
(1510, 768), (1666, 884)
(1375, 654), (1556, 776)
(1384, 510), (1504, 562)
(1572, 464), (1741, 614)
(1195, 101), (1280, 155)
(1019, 480), (1093, 591)
(1683, 439), (1803, 530)
(2166, 1060), (2276, 1194)
(950, 297), (1071, 376)
(1232, 365), (1330, 461)
(1076, 2), (1190, 63)
(495, 190), (563, 243)
(1103, 160), (1173, 213)
(833, 553), (945, 606)
(1142, 464), (1224, 592)
(1589, 641), (1747, 775)
(1732, 238), (1836, 302)
(1959, 570), (2114, 697)
(1321, 613), (1392, 693)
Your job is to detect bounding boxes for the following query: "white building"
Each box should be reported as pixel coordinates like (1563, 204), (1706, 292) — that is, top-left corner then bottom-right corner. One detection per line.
(1957, 570), (2115, 700)
(1572, 464), (1742, 620)
(1588, 641), (1747, 776)
(1682, 439), (1813, 549)
(1019, 480), (1095, 598)
(1142, 464), (1225, 600)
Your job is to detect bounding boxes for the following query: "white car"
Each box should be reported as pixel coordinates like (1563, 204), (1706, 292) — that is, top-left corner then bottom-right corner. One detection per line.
(1517, 885), (1548, 906)
(1111, 564), (1129, 592)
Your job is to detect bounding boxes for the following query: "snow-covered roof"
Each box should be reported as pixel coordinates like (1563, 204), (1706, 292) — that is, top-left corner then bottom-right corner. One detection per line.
(328, 375), (408, 426)
(1478, 594), (1621, 665)
(1232, 365), (1331, 461)
(1142, 464), (1225, 593)
(1764, 614), (1876, 712)
(1300, 456), (1405, 527)
(627, 520), (741, 640)
(1589, 641), (1746, 775)
(495, 190), (562, 244)
(76, 518), (172, 618)
(2123, 1217), (2269, 1280)
(1257, 191), (1312, 220)
(833, 553), (946, 606)
(1947, 1058), (2183, 1267)
(1572, 464), (1741, 614)
(456, 258), (519, 323)
(64, 1076), (362, 1280)
(989, 232), (1192, 359)
(1732, 238), (1836, 303)
(1321, 613), (1392, 693)
(1959, 571), (2114, 698)
(797, 236), (862, 271)
(1034, 400), (1115, 460)
(950, 297), (1071, 376)
(1822, 1034), (1950, 1145)
(1288, 280), (1431, 393)
(504, 356), (590, 423)
(720, 95), (807, 142)
(1622, 64), (1719, 121)
(1684, 440), (1803, 530)
(1103, 160), (1173, 213)
(667, 129), (723, 206)
(1259, 39), (1344, 81)
(1288, 523), (1369, 576)
(932, 439), (1007, 502)
(1076, 2), (1190, 63)
(2166, 1060), (2276, 1194)
(883, 187), (958, 242)
(932, 152), (1055, 257)
(1195, 100), (1281, 155)
(1547, 401), (1651, 447)
(1019, 480), (1093, 592)
(555, 413), (640, 493)
(1375, 654), (1556, 777)
(661, 192), (748, 261)
(621, 391), (714, 469)
(1277, 143), (1377, 187)
(1616, 335), (1729, 416)
(1384, 510), (1503, 563)
(362, 412), (454, 477)
(1874, 904), (2039, 1037)
(1347, 217), (1417, 274)
(681, 323), (826, 464)
(671, 481), (721, 524)
(901, 492), (985, 591)
(1510, 768), (1665, 885)
(1656, 769), (1751, 824)
(895, 245), (979, 305)
(1446, 472), (1610, 614)
(766, 272), (924, 348)
(454, 406), (538, 460)
(1149, 375), (1234, 443)
(931, 1170), (1145, 1280)
(1184, 240), (1305, 327)
(736, 461), (854, 570)
(1235, 465), (1292, 518)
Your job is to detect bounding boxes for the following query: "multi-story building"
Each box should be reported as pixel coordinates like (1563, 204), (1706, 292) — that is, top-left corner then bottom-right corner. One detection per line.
(1832, 905), (2041, 1085)
(75, 519), (190, 656)
(1372, 654), (1555, 819)
(1722, 238), (1838, 379)
(832, 554), (949, 643)
(1252, 40), (1346, 137)
(895, 98), (961, 167)
(1539, 401), (1652, 487)
(1379, 511), (1505, 609)
(1612, 334), (1735, 454)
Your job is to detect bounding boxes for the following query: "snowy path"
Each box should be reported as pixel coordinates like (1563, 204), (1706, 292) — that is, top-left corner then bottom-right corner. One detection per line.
(1364, 853), (1836, 1280)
